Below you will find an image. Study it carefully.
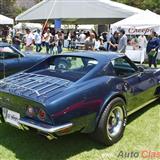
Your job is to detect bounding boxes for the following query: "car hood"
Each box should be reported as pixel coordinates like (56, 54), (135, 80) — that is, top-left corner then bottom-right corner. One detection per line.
(0, 72), (73, 104)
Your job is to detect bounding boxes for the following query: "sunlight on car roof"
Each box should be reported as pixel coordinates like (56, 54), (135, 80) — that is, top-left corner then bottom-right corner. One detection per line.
(0, 46), (13, 53)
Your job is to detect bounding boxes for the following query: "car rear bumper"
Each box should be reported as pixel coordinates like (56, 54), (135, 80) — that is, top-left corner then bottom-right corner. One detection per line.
(18, 117), (73, 134)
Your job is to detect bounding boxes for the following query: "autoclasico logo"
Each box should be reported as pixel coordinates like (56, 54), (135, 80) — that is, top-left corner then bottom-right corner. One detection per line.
(117, 150), (160, 159)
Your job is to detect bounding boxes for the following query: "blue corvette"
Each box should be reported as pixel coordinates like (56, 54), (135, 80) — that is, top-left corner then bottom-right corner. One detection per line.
(0, 42), (49, 78)
(0, 52), (160, 145)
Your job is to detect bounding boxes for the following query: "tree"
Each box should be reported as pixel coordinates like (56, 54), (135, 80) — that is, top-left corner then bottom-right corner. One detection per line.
(113, 0), (160, 14)
(0, 0), (17, 18)
(142, 0), (160, 13)
(0, 0), (42, 18)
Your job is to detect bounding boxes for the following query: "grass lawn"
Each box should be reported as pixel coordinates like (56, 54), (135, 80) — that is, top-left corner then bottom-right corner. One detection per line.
(0, 100), (159, 160)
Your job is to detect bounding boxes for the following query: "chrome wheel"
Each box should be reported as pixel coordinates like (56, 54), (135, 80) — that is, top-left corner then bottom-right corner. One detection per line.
(107, 106), (124, 138)
(92, 97), (126, 145)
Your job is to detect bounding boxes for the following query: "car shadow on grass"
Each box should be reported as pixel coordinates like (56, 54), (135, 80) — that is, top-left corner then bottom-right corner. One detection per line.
(0, 99), (159, 160)
(0, 125), (103, 160)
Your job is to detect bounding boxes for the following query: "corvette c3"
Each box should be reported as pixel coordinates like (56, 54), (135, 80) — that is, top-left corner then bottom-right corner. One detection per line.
(0, 52), (160, 146)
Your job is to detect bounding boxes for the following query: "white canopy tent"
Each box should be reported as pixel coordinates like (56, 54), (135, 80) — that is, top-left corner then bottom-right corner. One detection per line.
(111, 10), (160, 63)
(14, 23), (42, 30)
(0, 14), (14, 25)
(13, 23), (94, 32)
(15, 0), (143, 24)
(111, 10), (160, 35)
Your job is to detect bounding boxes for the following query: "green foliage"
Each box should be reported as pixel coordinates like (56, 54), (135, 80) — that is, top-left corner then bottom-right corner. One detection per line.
(0, 0), (41, 18)
(0, 0), (17, 18)
(113, 0), (160, 13)
(14, 6), (26, 17)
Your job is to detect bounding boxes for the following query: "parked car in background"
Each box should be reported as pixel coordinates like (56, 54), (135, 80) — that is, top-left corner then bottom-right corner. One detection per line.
(0, 42), (49, 79)
(0, 52), (160, 145)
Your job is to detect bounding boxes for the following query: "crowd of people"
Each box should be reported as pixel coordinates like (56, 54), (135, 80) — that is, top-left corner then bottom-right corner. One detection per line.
(11, 28), (64, 54)
(66, 29), (127, 53)
(68, 29), (160, 68)
(0, 26), (132, 54)
(1, 25), (160, 68)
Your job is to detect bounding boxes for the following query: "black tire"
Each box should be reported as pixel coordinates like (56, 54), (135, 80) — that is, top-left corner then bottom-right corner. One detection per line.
(93, 97), (127, 146)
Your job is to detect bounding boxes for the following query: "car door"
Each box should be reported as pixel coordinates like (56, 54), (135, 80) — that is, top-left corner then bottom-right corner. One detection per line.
(111, 56), (157, 112)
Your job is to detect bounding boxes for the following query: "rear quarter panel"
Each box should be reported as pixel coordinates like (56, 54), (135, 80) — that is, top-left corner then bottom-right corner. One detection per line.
(46, 76), (125, 133)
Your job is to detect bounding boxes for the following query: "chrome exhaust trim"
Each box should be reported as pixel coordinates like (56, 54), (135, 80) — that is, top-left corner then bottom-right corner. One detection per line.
(18, 117), (73, 133)
(38, 131), (57, 140)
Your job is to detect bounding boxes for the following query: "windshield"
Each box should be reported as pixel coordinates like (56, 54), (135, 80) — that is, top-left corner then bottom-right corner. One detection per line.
(36, 56), (98, 81)
(0, 46), (21, 59)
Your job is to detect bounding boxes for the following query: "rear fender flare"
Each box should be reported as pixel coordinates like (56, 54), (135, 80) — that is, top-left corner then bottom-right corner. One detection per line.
(95, 92), (127, 128)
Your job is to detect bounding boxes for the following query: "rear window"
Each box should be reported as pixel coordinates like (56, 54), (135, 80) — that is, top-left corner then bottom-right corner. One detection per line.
(36, 56), (98, 82)
(52, 56), (97, 70)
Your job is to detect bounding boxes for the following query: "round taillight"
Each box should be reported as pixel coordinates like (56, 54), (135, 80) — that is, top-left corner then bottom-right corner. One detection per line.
(38, 109), (46, 121)
(26, 106), (35, 117)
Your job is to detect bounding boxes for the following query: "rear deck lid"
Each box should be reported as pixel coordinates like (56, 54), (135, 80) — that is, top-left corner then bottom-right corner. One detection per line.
(0, 72), (73, 103)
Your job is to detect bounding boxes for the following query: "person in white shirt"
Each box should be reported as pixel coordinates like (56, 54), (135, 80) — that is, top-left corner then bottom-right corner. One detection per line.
(138, 35), (148, 49)
(79, 30), (86, 44)
(85, 32), (96, 50)
(94, 37), (101, 50)
(34, 29), (42, 52)
(25, 28), (35, 52)
(67, 31), (72, 50)
(44, 29), (52, 53)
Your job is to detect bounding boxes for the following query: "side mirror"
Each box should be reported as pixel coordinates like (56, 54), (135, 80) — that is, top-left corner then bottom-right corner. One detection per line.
(138, 66), (144, 72)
